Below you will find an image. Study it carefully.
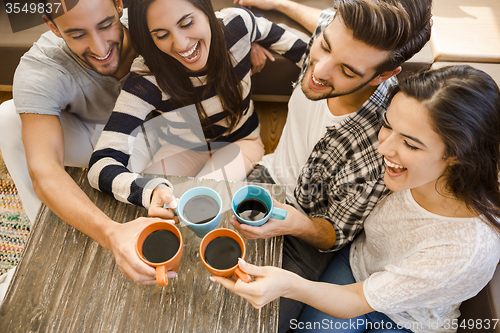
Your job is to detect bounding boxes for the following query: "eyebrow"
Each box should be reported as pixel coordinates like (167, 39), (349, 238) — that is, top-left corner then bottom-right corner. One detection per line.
(150, 13), (192, 33)
(383, 113), (427, 147)
(63, 16), (115, 34)
(323, 31), (365, 78)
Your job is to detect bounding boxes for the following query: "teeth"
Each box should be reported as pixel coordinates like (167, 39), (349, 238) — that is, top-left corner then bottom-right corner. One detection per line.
(312, 73), (326, 86)
(179, 42), (199, 59)
(94, 49), (112, 61)
(384, 157), (406, 170)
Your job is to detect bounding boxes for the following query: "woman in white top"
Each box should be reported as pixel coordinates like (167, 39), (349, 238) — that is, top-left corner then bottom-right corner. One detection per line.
(212, 65), (500, 333)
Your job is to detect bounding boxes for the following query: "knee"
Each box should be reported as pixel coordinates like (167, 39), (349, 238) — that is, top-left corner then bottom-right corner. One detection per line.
(0, 100), (21, 149)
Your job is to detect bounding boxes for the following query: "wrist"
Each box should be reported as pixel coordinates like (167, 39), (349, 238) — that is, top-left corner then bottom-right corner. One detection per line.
(288, 208), (311, 238)
(100, 217), (120, 250)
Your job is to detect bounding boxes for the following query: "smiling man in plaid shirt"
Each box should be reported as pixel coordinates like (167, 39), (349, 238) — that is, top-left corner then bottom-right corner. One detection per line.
(230, 0), (433, 330)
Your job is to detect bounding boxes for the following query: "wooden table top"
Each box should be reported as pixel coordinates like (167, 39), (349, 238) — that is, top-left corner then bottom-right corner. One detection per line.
(0, 167), (285, 333)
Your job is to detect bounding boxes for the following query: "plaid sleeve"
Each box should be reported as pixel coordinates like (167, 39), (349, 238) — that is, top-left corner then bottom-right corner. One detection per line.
(294, 78), (396, 252)
(300, 176), (389, 252)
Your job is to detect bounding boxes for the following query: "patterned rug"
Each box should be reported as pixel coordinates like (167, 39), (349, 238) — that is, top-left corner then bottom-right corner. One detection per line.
(0, 160), (30, 274)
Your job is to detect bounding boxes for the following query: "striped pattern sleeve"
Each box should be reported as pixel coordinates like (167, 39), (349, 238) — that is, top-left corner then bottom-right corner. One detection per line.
(88, 60), (171, 209)
(218, 7), (308, 67)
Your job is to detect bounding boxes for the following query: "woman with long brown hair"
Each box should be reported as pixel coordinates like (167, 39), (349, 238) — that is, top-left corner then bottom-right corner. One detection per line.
(88, 0), (306, 216)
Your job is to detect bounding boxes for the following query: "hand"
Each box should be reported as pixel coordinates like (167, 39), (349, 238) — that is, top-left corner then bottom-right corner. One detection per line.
(233, 0), (281, 11)
(230, 199), (303, 239)
(211, 259), (290, 309)
(106, 217), (178, 285)
(149, 184), (178, 220)
(249, 43), (275, 75)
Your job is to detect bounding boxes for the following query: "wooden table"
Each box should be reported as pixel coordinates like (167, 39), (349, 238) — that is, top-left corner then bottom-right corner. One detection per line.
(0, 167), (285, 332)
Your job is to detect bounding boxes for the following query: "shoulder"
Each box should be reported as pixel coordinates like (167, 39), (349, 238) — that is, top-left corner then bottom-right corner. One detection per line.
(216, 7), (256, 28)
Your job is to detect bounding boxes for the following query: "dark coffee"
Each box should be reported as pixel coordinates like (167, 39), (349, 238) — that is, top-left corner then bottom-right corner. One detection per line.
(183, 195), (219, 224)
(236, 198), (268, 221)
(142, 230), (180, 263)
(204, 237), (242, 270)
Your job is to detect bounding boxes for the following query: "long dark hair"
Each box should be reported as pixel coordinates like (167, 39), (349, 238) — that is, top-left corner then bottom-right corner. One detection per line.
(129, 0), (244, 136)
(392, 65), (500, 230)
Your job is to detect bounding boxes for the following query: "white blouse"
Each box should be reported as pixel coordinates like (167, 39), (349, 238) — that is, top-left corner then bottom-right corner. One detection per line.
(350, 190), (500, 332)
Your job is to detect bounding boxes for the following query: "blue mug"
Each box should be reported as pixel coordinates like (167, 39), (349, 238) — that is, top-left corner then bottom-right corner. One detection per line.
(165, 187), (222, 238)
(231, 185), (287, 226)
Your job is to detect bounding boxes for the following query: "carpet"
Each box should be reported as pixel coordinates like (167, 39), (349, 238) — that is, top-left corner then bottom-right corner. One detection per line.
(0, 164), (30, 275)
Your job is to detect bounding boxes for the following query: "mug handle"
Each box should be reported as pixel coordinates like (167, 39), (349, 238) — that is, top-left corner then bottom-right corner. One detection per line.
(234, 267), (252, 283)
(156, 265), (168, 286)
(270, 207), (287, 220)
(163, 204), (178, 216)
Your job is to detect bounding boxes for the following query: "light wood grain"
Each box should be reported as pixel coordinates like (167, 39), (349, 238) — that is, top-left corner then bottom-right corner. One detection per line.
(0, 167), (285, 333)
(431, 0), (500, 62)
(254, 102), (288, 155)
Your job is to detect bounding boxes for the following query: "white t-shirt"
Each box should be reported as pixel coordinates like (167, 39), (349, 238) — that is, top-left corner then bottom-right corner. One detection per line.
(261, 86), (349, 206)
(350, 190), (500, 332)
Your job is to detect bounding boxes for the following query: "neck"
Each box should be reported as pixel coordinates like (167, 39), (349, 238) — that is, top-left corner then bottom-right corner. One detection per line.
(113, 25), (135, 80)
(411, 181), (475, 218)
(327, 84), (378, 116)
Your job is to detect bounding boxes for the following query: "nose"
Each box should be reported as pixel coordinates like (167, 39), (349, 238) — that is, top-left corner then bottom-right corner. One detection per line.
(88, 33), (109, 58)
(312, 55), (334, 82)
(377, 126), (394, 157)
(172, 32), (190, 52)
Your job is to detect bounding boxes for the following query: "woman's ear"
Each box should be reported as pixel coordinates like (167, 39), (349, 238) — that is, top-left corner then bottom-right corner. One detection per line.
(369, 66), (402, 86)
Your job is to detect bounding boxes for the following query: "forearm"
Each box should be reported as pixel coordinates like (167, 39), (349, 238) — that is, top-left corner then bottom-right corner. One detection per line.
(31, 164), (116, 249)
(285, 272), (372, 318)
(273, 0), (322, 33)
(289, 213), (336, 250)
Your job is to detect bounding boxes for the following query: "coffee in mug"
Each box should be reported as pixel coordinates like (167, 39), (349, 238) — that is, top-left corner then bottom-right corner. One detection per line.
(142, 230), (180, 263)
(204, 236), (242, 270)
(135, 221), (183, 287)
(183, 194), (219, 224)
(236, 198), (268, 222)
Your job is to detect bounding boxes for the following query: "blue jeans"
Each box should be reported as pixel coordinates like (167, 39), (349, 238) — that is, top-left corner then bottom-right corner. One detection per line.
(293, 245), (413, 333)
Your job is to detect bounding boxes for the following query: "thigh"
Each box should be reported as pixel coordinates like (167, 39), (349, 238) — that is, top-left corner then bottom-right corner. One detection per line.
(58, 111), (98, 167)
(143, 143), (209, 176)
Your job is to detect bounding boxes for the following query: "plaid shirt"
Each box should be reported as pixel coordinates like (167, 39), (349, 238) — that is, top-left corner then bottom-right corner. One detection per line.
(294, 9), (395, 252)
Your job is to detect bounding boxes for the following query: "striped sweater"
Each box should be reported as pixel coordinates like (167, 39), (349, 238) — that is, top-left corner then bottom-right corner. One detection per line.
(88, 7), (307, 209)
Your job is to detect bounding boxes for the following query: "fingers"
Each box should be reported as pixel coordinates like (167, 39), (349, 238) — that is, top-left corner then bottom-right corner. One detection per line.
(262, 47), (275, 61)
(149, 205), (176, 219)
(211, 275), (236, 291)
(161, 188), (178, 209)
(229, 216), (266, 239)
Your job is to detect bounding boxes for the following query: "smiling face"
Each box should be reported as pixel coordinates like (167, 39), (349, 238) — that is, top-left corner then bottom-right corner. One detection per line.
(301, 16), (390, 100)
(377, 93), (452, 194)
(147, 0), (211, 72)
(47, 0), (124, 76)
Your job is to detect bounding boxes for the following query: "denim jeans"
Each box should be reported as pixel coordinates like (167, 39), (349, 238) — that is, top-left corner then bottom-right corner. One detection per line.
(293, 245), (413, 333)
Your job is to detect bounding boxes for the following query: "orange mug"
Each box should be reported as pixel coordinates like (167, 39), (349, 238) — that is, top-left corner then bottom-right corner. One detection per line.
(200, 228), (251, 283)
(136, 221), (183, 286)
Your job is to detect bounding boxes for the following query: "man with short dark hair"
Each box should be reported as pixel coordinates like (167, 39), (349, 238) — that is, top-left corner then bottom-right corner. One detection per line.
(230, 0), (432, 330)
(0, 0), (176, 301)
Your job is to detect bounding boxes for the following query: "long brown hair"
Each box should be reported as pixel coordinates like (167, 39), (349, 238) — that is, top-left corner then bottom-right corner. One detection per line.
(129, 0), (244, 136)
(392, 66), (500, 231)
